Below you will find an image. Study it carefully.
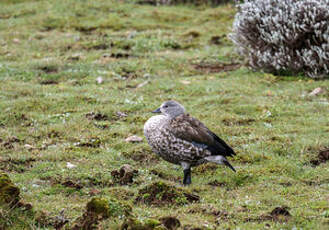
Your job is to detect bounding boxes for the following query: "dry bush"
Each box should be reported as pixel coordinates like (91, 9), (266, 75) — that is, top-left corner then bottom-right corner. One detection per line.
(230, 0), (329, 78)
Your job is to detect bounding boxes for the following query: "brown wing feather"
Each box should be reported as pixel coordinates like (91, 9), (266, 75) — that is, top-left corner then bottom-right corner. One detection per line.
(169, 114), (215, 146)
(170, 114), (236, 157)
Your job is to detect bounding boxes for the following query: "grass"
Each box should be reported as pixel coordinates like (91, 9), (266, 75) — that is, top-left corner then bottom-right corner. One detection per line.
(0, 0), (328, 229)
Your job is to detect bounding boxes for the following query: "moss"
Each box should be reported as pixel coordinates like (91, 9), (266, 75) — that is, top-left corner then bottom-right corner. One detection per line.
(0, 173), (20, 206)
(86, 197), (111, 217)
(121, 218), (166, 230)
(72, 197), (132, 229)
(86, 197), (132, 218)
(144, 219), (161, 228)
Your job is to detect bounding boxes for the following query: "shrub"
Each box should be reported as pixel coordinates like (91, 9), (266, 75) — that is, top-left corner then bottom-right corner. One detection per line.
(230, 0), (329, 78)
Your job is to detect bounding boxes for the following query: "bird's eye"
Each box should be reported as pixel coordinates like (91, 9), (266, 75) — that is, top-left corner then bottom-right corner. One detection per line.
(163, 105), (168, 108)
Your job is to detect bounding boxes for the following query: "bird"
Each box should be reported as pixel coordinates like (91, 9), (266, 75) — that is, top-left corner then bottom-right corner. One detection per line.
(143, 100), (236, 185)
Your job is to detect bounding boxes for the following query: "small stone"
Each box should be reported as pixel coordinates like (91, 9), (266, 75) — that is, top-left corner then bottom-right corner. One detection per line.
(96, 76), (103, 84)
(13, 38), (20, 43)
(180, 80), (191, 85)
(309, 87), (323, 96)
(125, 135), (143, 143)
(66, 162), (76, 169)
(24, 144), (34, 150)
(116, 111), (128, 118)
(137, 81), (149, 88)
(69, 53), (82, 60)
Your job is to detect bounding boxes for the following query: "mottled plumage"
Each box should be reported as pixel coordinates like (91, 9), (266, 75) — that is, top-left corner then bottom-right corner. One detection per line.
(144, 100), (236, 185)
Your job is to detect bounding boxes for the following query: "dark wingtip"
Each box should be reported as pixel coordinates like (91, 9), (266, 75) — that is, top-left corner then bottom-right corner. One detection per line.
(223, 160), (236, 172)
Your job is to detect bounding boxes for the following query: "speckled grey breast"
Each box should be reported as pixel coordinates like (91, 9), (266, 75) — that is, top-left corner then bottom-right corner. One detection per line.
(144, 115), (210, 166)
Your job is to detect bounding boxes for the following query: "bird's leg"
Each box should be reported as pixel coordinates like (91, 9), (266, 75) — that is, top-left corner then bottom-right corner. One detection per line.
(181, 162), (191, 185)
(183, 168), (191, 185)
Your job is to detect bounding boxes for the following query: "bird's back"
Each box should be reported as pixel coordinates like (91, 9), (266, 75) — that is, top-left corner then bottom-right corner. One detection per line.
(169, 114), (236, 158)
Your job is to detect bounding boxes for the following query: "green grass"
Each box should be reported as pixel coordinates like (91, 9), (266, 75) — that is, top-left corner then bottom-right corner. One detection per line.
(0, 0), (328, 229)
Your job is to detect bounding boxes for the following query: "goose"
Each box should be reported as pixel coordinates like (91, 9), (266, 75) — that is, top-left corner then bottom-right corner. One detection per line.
(144, 100), (236, 185)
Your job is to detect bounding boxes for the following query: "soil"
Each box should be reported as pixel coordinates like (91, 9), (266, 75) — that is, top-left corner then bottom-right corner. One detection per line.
(61, 180), (83, 190)
(192, 62), (241, 74)
(310, 148), (329, 166)
(245, 206), (291, 223)
(222, 118), (256, 126)
(111, 164), (138, 185)
(207, 180), (227, 187)
(135, 181), (199, 206)
(85, 112), (109, 121)
(159, 216), (181, 230)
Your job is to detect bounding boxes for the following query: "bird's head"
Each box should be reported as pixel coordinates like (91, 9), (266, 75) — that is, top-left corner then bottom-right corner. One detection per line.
(152, 100), (185, 118)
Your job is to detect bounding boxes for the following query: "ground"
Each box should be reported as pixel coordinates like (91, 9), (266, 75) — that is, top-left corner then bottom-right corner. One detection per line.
(0, 0), (328, 229)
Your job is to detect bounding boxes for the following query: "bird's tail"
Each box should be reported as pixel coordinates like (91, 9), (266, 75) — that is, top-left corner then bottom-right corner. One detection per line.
(204, 155), (236, 172)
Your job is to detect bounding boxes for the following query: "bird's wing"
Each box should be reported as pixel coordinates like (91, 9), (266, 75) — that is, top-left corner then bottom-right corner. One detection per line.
(170, 114), (236, 157)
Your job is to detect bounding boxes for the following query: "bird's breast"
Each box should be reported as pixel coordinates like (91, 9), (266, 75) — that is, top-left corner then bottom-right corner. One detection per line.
(144, 115), (211, 165)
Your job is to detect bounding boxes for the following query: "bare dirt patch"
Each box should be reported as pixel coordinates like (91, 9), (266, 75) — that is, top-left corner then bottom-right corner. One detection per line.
(61, 180), (83, 190)
(74, 26), (97, 33)
(188, 204), (227, 218)
(135, 181), (199, 206)
(159, 216), (181, 230)
(222, 118), (256, 126)
(85, 112), (109, 121)
(266, 206), (291, 222)
(108, 52), (131, 59)
(38, 65), (59, 74)
(39, 79), (59, 85)
(47, 130), (61, 138)
(0, 157), (36, 173)
(209, 35), (225, 45)
(245, 206), (291, 223)
(192, 62), (241, 74)
(1, 136), (21, 149)
(310, 148), (329, 166)
(83, 42), (111, 50)
(111, 164), (138, 185)
(35, 210), (69, 230)
(207, 179), (227, 187)
(72, 197), (131, 229)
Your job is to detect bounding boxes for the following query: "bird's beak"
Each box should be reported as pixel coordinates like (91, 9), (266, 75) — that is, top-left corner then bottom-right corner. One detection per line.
(152, 108), (161, 113)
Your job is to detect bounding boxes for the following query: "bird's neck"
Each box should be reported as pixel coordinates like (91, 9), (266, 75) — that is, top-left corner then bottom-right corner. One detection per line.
(167, 112), (185, 120)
